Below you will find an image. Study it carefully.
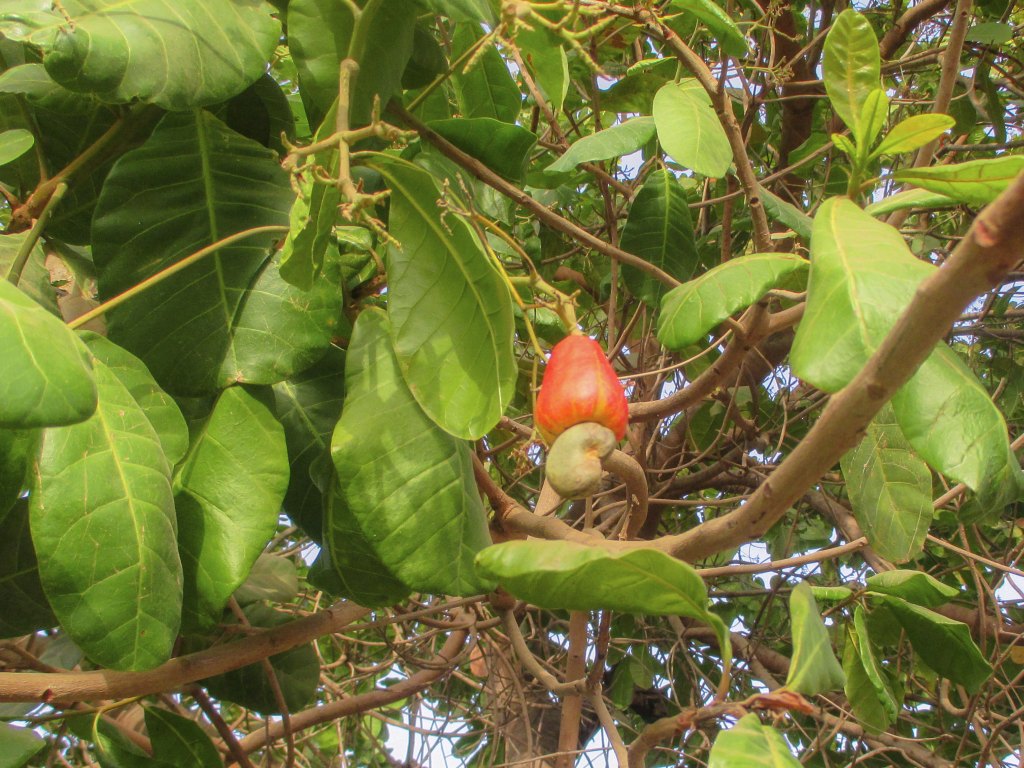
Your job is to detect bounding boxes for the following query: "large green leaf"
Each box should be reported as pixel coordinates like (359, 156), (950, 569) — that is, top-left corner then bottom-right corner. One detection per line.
(272, 346), (346, 542)
(4, 0), (280, 110)
(0, 724), (46, 768)
(653, 80), (732, 177)
(893, 155), (1024, 206)
(427, 118), (537, 182)
(863, 187), (958, 217)
(659, 254), (807, 350)
(669, 0), (747, 56)
(474, 540), (731, 662)
(93, 110), (335, 396)
(852, 607), (898, 721)
(840, 404), (932, 563)
(0, 499), (56, 638)
(329, 309), (494, 597)
(545, 117), (656, 173)
(880, 596), (992, 692)
(288, 0), (415, 126)
(760, 187), (814, 240)
(871, 114), (955, 159)
(619, 169), (700, 306)
(892, 344), (1023, 511)
(791, 197), (933, 393)
(793, 198), (1022, 506)
(144, 708), (221, 768)
(451, 24), (521, 123)
(0, 128), (33, 166)
(516, 25), (568, 111)
(322, 480), (411, 607)
(0, 278), (96, 428)
(369, 154), (516, 440)
(822, 10), (881, 143)
(707, 714), (801, 768)
(84, 334), (189, 466)
(865, 570), (959, 608)
(174, 386), (288, 630)
(785, 581), (845, 695)
(843, 625), (894, 735)
(31, 340), (182, 670)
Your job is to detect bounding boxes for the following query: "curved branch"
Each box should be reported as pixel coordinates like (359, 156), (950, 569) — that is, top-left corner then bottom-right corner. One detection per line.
(0, 602), (369, 705)
(232, 626), (471, 758)
(659, 172), (1024, 562)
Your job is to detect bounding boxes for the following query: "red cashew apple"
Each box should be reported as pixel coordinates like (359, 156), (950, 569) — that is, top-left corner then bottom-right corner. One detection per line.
(534, 334), (628, 444)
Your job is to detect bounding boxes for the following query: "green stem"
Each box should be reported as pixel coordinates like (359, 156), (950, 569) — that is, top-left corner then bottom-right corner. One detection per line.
(67, 225), (289, 330)
(7, 182), (67, 285)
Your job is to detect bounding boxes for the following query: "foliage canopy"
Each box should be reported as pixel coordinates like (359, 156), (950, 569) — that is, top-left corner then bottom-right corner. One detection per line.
(1, 0), (1024, 765)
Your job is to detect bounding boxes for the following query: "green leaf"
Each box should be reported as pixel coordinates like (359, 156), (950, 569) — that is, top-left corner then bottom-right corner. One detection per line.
(368, 154), (516, 440)
(893, 155), (1024, 206)
(545, 117), (656, 173)
(843, 625), (894, 735)
(279, 174), (342, 292)
(653, 80), (732, 177)
(0, 128), (33, 166)
(964, 21), (1013, 45)
(272, 347), (346, 542)
(880, 596), (992, 692)
(785, 581), (845, 695)
(427, 118), (537, 182)
(9, 0), (279, 111)
(858, 89), (889, 153)
(791, 197), (933, 393)
(451, 24), (521, 123)
(759, 187), (813, 240)
(0, 723), (46, 768)
(840, 404), (932, 563)
(865, 570), (959, 607)
(823, 10), (881, 143)
(322, 479), (411, 606)
(830, 132), (857, 158)
(707, 714), (801, 768)
(203, 604), (319, 715)
(852, 607), (899, 720)
(330, 309), (494, 597)
(892, 344), (1023, 511)
(144, 708), (221, 768)
(863, 187), (958, 217)
(517, 25), (568, 111)
(83, 334), (189, 466)
(174, 387), (287, 630)
(0, 229), (59, 315)
(620, 169), (700, 306)
(31, 342), (182, 670)
(288, 0), (415, 126)
(93, 110), (325, 396)
(0, 278), (97, 428)
(658, 254), (808, 350)
(0, 429), (39, 525)
(0, 499), (56, 638)
(475, 540), (731, 663)
(422, 0), (496, 23)
(233, 554), (299, 606)
(669, 0), (748, 56)
(872, 114), (954, 159)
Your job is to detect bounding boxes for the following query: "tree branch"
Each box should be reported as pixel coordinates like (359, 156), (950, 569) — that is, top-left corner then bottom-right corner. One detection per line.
(0, 602), (369, 704)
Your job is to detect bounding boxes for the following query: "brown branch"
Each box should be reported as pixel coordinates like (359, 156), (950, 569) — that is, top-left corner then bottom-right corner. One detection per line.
(0, 602), (369, 704)
(879, 0), (954, 59)
(231, 627), (471, 759)
(388, 105), (680, 287)
(658, 171), (1024, 562)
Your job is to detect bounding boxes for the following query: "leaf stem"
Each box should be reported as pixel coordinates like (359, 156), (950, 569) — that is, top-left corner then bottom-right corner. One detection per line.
(67, 225), (289, 330)
(7, 181), (67, 285)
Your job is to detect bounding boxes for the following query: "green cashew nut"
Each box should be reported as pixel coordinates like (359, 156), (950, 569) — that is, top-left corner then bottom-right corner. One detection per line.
(545, 422), (616, 499)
